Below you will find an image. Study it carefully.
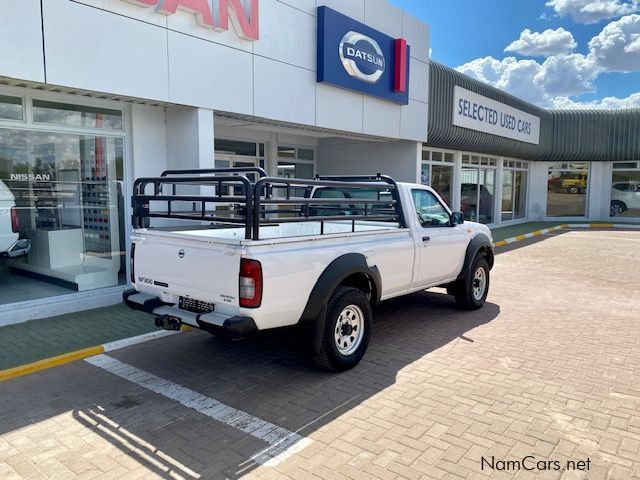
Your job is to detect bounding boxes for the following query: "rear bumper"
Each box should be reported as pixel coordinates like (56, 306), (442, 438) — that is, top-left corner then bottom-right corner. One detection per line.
(123, 289), (257, 339)
(0, 239), (30, 258)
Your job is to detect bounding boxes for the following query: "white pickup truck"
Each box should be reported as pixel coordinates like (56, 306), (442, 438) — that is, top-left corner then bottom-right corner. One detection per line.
(124, 169), (494, 371)
(0, 180), (30, 259)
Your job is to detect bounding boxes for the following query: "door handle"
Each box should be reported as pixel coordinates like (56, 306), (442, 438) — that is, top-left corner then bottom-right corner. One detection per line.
(422, 236), (431, 243)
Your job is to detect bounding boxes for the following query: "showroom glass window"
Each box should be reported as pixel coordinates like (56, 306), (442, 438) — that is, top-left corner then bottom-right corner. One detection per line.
(546, 163), (589, 217)
(610, 162), (640, 218)
(502, 159), (529, 222)
(421, 149), (454, 207)
(214, 138), (266, 177)
(277, 146), (315, 179)
(214, 139), (266, 198)
(0, 93), (126, 306)
(461, 155), (497, 224)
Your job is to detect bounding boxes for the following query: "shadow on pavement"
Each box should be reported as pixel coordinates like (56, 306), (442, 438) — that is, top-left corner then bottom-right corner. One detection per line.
(0, 290), (500, 479)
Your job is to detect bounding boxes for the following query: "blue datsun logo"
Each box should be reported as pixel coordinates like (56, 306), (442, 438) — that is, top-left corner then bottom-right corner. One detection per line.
(339, 31), (386, 84)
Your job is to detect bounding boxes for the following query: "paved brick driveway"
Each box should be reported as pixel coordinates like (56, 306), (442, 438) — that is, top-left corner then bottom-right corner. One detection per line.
(0, 229), (639, 479)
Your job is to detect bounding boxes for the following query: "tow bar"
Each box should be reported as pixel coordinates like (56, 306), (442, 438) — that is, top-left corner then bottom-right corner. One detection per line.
(155, 315), (182, 332)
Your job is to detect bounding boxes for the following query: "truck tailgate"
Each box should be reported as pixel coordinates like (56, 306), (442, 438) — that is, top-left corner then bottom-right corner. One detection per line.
(133, 234), (241, 307)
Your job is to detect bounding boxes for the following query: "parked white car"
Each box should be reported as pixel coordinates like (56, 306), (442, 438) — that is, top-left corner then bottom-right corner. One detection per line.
(611, 182), (640, 215)
(124, 169), (494, 371)
(0, 180), (30, 258)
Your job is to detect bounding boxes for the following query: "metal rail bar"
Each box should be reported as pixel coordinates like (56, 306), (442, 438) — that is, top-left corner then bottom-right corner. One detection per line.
(161, 167), (267, 178)
(132, 170), (403, 241)
(252, 176), (398, 240)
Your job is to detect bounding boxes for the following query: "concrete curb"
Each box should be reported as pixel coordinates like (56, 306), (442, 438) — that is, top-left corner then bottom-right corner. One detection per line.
(494, 223), (640, 248)
(0, 328), (190, 383)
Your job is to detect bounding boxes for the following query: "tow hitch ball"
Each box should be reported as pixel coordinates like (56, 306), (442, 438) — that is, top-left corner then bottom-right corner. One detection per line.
(155, 315), (182, 332)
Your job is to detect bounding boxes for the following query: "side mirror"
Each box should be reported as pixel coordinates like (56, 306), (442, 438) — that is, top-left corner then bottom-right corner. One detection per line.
(450, 212), (465, 226)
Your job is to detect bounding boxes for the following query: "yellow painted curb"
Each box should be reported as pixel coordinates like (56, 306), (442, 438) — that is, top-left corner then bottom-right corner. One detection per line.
(0, 346), (105, 383)
(0, 328), (193, 383)
(493, 222), (638, 249)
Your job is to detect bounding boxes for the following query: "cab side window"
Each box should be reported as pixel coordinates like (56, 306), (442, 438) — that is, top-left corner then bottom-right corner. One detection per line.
(412, 190), (450, 227)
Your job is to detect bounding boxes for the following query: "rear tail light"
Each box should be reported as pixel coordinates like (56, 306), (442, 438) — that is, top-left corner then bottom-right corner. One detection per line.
(10, 207), (19, 233)
(130, 243), (136, 284)
(239, 258), (262, 308)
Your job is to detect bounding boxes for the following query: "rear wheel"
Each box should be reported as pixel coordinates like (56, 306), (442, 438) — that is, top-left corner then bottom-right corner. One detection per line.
(452, 256), (490, 310)
(314, 287), (372, 372)
(611, 200), (626, 216)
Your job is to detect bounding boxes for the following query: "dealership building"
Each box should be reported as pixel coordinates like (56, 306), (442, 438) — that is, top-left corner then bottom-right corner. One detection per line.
(0, 0), (638, 324)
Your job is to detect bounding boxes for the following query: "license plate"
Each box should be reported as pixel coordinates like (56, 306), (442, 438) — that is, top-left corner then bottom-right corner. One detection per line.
(178, 296), (214, 315)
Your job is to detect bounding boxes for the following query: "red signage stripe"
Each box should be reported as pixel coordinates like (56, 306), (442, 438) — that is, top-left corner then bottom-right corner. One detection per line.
(394, 38), (407, 94)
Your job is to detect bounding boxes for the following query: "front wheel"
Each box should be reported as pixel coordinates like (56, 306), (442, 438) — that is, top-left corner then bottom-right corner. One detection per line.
(314, 287), (372, 372)
(453, 256), (490, 310)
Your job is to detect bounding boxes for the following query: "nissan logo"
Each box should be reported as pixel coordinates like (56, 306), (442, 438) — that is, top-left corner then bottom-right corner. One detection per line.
(178, 249), (185, 259)
(339, 31), (386, 84)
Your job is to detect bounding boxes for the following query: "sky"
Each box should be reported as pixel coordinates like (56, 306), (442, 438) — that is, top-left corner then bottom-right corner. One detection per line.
(389, 0), (640, 109)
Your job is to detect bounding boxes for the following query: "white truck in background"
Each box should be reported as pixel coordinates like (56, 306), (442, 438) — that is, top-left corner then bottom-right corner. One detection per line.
(124, 169), (494, 371)
(0, 180), (30, 259)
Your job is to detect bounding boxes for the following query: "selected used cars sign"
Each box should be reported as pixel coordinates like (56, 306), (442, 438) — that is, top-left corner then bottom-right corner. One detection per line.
(452, 86), (541, 145)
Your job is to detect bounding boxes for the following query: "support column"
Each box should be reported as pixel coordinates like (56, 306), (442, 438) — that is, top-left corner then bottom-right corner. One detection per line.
(267, 132), (279, 177)
(528, 162), (548, 221)
(588, 162), (611, 220)
(165, 106), (214, 170)
(452, 151), (463, 211)
(495, 157), (505, 225)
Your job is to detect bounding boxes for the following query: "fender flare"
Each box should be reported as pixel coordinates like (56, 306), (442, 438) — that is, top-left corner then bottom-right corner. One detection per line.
(456, 233), (494, 282)
(299, 253), (381, 355)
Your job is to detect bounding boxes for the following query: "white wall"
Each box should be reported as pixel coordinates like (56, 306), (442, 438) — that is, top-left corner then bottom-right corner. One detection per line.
(0, 0), (45, 83)
(130, 105), (168, 179)
(317, 139), (421, 183)
(1, 0), (429, 142)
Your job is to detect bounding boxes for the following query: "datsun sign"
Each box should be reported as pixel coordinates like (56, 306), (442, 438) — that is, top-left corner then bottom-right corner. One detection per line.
(120, 0), (259, 41)
(317, 7), (410, 105)
(453, 86), (541, 145)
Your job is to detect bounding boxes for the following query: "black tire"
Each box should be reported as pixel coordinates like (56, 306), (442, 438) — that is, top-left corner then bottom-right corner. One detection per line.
(313, 287), (372, 372)
(453, 256), (490, 310)
(611, 200), (627, 216)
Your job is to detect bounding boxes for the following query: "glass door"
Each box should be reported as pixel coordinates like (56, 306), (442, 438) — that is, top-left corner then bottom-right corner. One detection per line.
(461, 167), (496, 224)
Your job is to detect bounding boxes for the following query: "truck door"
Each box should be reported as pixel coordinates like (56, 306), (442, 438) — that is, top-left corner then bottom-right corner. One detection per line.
(410, 188), (469, 287)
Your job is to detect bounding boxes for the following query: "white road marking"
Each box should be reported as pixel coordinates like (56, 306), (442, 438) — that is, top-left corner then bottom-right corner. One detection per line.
(103, 330), (179, 352)
(85, 354), (312, 466)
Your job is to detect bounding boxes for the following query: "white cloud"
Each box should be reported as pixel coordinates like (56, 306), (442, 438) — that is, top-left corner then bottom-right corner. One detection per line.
(457, 14), (640, 108)
(589, 14), (640, 71)
(552, 92), (640, 107)
(545, 0), (638, 24)
(505, 28), (578, 56)
(456, 54), (599, 106)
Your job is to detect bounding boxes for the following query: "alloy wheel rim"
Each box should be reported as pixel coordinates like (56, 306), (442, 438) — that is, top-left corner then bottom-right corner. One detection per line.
(335, 305), (365, 356)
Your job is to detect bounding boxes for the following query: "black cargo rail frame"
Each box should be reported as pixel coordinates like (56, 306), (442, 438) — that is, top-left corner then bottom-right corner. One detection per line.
(132, 169), (406, 241)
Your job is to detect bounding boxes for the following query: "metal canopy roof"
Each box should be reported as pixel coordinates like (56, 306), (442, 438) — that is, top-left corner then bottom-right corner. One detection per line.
(426, 61), (640, 161)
